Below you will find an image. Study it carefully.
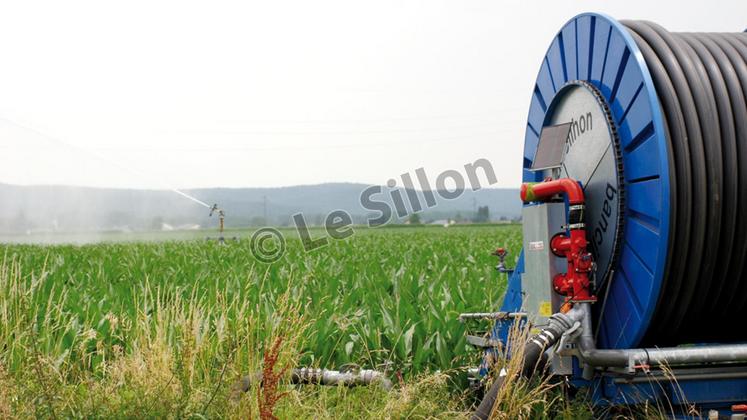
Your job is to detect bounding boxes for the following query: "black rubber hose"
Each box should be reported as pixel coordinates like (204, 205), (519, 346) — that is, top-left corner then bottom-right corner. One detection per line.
(679, 34), (743, 340)
(624, 21), (699, 343)
(705, 33), (747, 321)
(620, 22), (747, 344)
(471, 324), (564, 420)
(714, 33), (747, 322)
(624, 30), (682, 341)
(679, 33), (737, 321)
(636, 21), (713, 342)
(471, 376), (505, 420)
(669, 28), (723, 331)
(521, 325), (563, 377)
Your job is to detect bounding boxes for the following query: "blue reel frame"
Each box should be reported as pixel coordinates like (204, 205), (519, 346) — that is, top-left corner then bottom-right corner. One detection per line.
(523, 12), (671, 350)
(481, 12), (747, 408)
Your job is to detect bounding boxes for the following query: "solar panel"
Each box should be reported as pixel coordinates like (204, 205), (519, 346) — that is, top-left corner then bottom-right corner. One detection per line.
(531, 122), (571, 171)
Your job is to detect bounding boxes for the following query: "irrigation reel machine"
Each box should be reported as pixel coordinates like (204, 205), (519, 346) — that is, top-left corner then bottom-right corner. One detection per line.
(466, 13), (747, 418)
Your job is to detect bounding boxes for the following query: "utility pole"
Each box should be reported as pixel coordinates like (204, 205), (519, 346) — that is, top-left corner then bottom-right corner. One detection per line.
(263, 195), (268, 225)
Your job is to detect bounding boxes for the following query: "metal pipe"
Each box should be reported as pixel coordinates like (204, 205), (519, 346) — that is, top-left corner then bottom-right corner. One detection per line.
(235, 367), (392, 393)
(458, 311), (526, 322)
(573, 303), (747, 370)
(292, 368), (392, 389)
(581, 344), (747, 369)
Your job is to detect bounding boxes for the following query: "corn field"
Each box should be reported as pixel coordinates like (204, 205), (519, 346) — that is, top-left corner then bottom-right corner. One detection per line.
(0, 224), (521, 417)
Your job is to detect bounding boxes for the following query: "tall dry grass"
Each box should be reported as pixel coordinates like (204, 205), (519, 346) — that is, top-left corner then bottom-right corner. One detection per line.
(0, 256), (309, 418)
(482, 320), (565, 419)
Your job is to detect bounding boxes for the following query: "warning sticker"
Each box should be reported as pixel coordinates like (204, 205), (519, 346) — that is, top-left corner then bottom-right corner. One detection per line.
(529, 241), (545, 251)
(539, 301), (552, 317)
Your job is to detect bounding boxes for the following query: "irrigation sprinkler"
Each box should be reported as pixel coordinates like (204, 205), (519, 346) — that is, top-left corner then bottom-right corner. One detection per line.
(209, 204), (225, 236)
(491, 247), (513, 274)
(206, 203), (237, 243)
(467, 14), (747, 418)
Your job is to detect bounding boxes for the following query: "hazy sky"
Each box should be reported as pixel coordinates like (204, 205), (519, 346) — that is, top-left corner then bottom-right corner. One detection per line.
(1, 0), (745, 189)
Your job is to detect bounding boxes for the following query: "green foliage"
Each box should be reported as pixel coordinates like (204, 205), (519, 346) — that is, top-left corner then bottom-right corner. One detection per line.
(0, 224), (526, 417)
(1, 225), (521, 376)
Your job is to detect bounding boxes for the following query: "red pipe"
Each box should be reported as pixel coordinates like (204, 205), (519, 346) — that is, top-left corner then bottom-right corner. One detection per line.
(520, 178), (584, 204)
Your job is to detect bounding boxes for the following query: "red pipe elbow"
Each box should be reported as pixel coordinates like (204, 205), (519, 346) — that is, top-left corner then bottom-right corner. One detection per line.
(521, 178), (584, 205)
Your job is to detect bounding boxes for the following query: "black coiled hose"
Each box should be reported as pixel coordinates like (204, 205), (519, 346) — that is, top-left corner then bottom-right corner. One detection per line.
(621, 22), (747, 344)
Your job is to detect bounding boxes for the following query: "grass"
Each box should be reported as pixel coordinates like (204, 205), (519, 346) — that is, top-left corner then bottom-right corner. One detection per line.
(0, 224), (520, 417)
(1, 225), (520, 375)
(0, 224), (674, 418)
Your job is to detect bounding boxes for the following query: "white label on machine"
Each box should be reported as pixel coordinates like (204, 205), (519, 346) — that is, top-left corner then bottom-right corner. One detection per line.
(529, 240), (545, 251)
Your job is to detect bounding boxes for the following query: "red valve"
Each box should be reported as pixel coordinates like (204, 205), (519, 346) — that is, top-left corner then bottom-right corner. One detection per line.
(522, 178), (596, 304)
(550, 231), (595, 302)
(492, 247), (507, 257)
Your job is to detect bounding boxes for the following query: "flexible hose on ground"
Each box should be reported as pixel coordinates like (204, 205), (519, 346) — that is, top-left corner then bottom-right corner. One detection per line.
(471, 376), (505, 420)
(471, 314), (573, 420)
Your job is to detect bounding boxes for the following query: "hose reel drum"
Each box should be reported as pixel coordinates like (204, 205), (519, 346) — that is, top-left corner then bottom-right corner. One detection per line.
(522, 13), (747, 349)
(474, 13), (747, 412)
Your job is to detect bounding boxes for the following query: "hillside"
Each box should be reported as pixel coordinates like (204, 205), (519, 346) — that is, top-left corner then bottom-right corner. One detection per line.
(0, 182), (521, 234)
